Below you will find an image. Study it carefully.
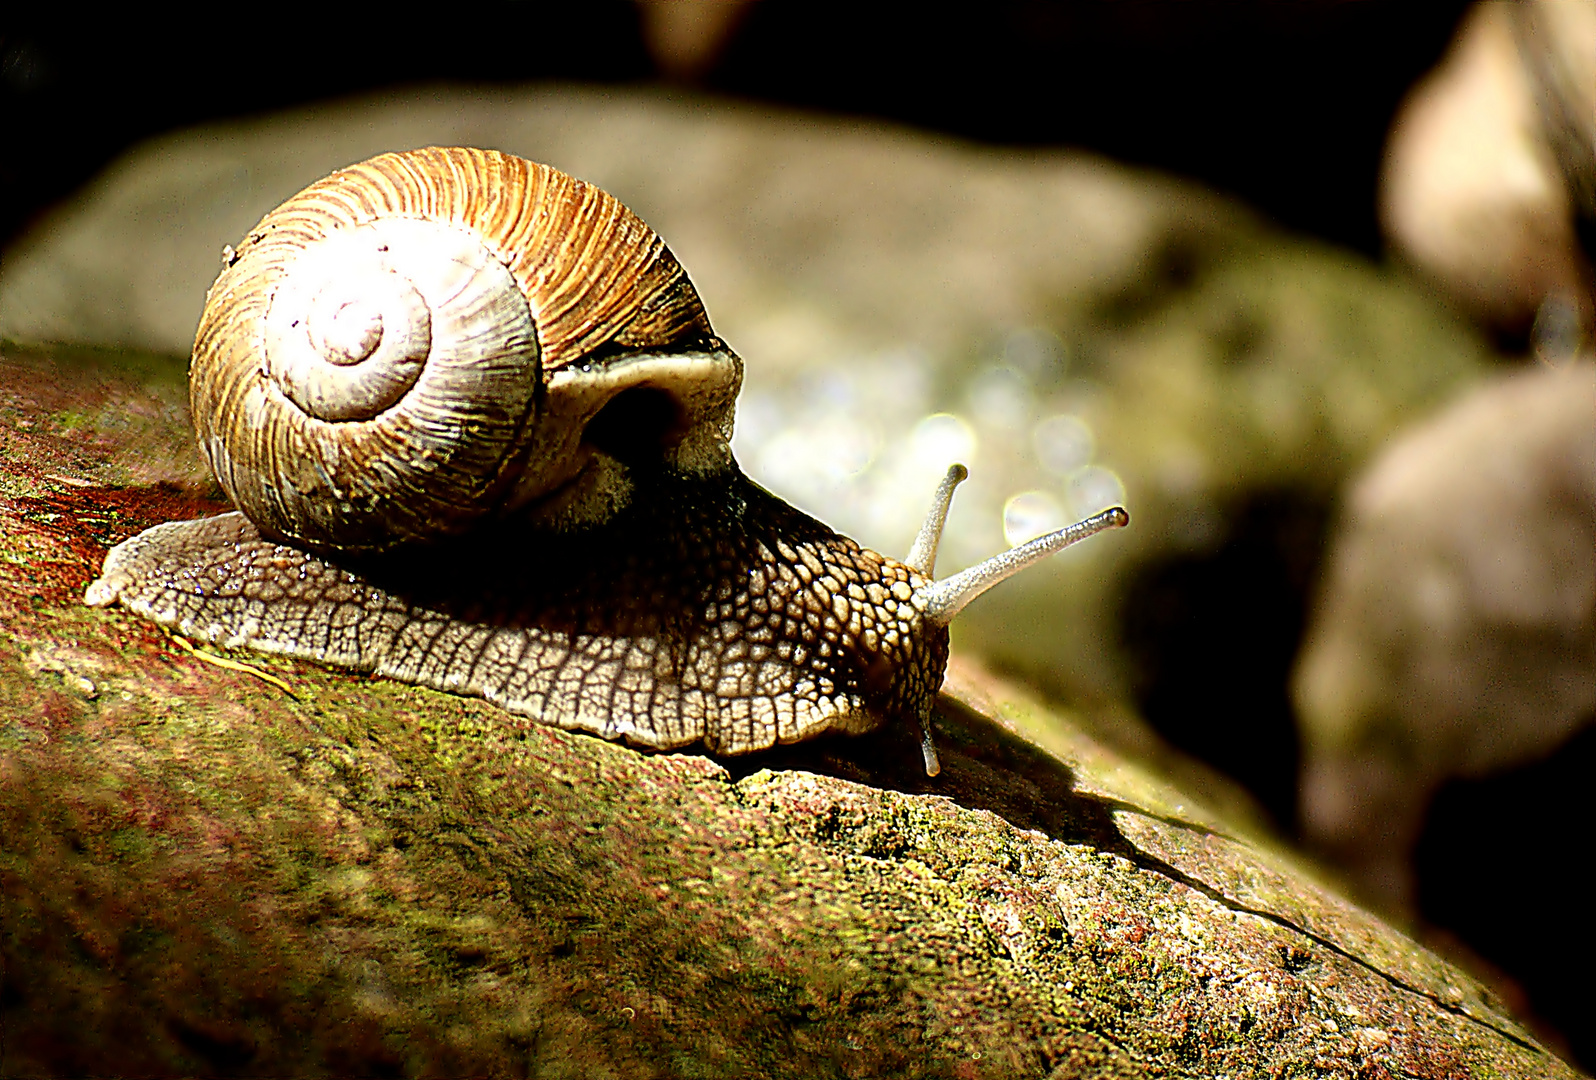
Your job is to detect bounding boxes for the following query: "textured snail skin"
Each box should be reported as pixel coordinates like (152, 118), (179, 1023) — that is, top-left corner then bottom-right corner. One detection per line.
(87, 467), (947, 757)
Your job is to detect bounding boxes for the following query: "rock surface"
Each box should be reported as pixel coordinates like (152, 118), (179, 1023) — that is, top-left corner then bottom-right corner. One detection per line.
(1379, 0), (1595, 339)
(0, 348), (1576, 1077)
(1294, 358), (1596, 907)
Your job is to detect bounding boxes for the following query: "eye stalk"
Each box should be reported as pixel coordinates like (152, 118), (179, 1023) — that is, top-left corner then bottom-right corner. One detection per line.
(904, 463), (968, 577)
(905, 464), (1130, 776)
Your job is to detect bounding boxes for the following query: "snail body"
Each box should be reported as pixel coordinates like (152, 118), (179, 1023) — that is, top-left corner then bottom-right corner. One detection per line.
(86, 148), (1127, 775)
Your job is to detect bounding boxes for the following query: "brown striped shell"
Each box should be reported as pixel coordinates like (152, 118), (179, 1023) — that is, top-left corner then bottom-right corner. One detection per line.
(193, 147), (741, 555)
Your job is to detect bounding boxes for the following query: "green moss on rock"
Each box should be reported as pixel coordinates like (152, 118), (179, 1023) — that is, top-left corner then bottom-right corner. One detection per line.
(0, 347), (1575, 1078)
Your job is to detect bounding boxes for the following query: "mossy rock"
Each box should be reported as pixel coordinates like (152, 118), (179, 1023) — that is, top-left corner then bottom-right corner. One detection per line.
(0, 347), (1571, 1077)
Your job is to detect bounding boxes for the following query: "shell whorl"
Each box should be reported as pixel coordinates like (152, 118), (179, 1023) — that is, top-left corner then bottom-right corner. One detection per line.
(192, 147), (737, 555)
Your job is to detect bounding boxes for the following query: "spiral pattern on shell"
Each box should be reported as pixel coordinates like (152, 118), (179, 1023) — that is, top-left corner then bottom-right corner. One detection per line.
(192, 147), (738, 555)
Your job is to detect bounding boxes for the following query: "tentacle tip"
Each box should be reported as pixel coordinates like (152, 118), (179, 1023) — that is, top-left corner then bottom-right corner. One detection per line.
(948, 463), (969, 482)
(1106, 506), (1129, 528)
(919, 716), (942, 777)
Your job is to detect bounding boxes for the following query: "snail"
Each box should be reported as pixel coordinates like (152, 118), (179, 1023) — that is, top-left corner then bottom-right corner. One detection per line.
(84, 147), (1127, 776)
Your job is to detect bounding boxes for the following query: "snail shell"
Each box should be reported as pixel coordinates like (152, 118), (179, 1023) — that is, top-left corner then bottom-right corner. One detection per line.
(193, 146), (736, 554)
(86, 148), (1127, 774)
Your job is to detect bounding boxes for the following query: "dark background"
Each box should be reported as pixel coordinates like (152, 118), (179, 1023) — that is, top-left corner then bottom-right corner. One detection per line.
(15, 1), (1593, 1068)
(2, 2), (1470, 253)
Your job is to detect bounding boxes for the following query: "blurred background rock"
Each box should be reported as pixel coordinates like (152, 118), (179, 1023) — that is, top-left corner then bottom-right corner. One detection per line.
(1294, 360), (1595, 906)
(1380, 0), (1594, 348)
(2, 0), (1592, 1066)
